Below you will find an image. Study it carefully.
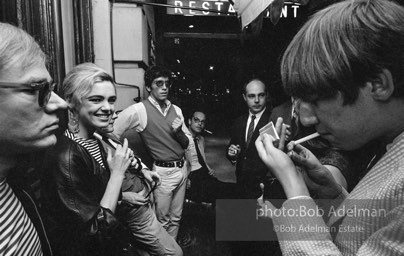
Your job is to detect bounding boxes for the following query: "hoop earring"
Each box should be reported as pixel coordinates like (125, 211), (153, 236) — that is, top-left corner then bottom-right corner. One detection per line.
(68, 110), (80, 134)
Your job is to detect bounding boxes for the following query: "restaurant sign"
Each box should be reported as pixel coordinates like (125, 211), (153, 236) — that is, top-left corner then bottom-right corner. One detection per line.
(167, 0), (301, 18)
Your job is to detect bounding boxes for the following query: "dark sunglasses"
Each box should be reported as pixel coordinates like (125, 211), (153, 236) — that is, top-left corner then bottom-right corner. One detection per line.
(154, 80), (172, 88)
(0, 81), (55, 107)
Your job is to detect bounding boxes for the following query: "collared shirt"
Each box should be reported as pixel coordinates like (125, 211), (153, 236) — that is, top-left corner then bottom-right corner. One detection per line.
(186, 134), (210, 172)
(148, 96), (171, 116)
(245, 107), (266, 142)
(113, 96), (189, 138)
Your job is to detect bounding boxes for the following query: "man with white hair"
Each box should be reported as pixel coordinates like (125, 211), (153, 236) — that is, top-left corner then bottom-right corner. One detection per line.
(0, 22), (67, 255)
(257, 0), (404, 254)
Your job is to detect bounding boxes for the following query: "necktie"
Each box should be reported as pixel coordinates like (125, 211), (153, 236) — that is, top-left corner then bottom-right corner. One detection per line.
(246, 115), (256, 146)
(194, 137), (208, 169)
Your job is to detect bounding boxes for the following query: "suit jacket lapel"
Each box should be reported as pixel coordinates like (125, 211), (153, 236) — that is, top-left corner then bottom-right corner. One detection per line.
(246, 108), (271, 150)
(240, 114), (248, 150)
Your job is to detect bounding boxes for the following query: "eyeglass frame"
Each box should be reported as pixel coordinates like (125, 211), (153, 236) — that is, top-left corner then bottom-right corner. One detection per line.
(192, 116), (206, 125)
(0, 81), (56, 107)
(153, 79), (172, 88)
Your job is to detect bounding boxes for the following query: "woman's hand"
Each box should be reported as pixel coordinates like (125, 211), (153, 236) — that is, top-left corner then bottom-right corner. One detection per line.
(122, 191), (148, 206)
(287, 142), (342, 199)
(101, 139), (131, 212)
(107, 138), (131, 178)
(142, 169), (161, 185)
(255, 133), (309, 198)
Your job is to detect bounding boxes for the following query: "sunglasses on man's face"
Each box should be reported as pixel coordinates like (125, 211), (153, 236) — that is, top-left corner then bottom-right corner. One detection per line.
(153, 80), (172, 88)
(0, 81), (56, 107)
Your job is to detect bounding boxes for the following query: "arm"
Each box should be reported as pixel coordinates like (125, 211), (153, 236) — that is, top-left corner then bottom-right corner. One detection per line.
(113, 104), (142, 139)
(199, 136), (215, 176)
(184, 131), (194, 175)
(173, 122), (189, 149)
(226, 119), (241, 163)
(270, 194), (404, 256)
(102, 139), (131, 212)
(318, 149), (350, 190)
(254, 134), (343, 255)
(324, 165), (347, 190)
(43, 138), (130, 239)
(172, 106), (189, 149)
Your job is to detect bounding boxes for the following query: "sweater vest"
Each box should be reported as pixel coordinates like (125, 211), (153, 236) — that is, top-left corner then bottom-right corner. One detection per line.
(141, 100), (185, 161)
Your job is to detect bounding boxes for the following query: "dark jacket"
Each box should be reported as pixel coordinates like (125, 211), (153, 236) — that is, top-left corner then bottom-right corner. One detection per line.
(227, 108), (281, 199)
(41, 135), (133, 256)
(8, 180), (53, 256)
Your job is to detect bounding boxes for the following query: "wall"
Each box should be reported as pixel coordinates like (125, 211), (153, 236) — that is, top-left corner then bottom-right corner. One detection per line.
(92, 0), (113, 75)
(112, 3), (151, 110)
(92, 1), (153, 110)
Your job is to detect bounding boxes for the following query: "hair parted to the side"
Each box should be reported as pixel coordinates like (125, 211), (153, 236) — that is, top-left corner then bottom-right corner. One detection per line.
(62, 63), (115, 111)
(189, 108), (207, 120)
(281, 0), (404, 104)
(0, 22), (46, 77)
(144, 65), (172, 89)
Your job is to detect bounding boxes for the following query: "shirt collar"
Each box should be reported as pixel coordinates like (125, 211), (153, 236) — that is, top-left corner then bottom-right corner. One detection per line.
(249, 107), (266, 120)
(386, 130), (404, 152)
(193, 134), (202, 141)
(148, 96), (171, 109)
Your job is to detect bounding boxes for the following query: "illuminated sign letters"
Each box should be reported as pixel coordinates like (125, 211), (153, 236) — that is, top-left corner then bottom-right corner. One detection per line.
(167, 0), (300, 18)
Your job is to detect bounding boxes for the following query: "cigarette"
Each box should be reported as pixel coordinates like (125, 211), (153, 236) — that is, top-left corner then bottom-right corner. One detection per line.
(294, 132), (320, 145)
(204, 129), (213, 134)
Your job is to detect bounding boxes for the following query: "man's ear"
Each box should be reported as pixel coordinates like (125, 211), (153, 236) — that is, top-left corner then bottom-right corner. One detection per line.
(242, 93), (247, 102)
(369, 69), (394, 101)
(188, 118), (191, 126)
(146, 86), (151, 93)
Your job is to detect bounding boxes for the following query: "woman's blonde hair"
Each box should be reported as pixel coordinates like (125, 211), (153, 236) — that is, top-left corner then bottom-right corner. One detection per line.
(62, 63), (115, 111)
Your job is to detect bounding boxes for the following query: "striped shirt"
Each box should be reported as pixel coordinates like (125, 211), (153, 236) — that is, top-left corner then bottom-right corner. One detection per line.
(65, 130), (105, 168)
(274, 131), (404, 255)
(0, 179), (43, 256)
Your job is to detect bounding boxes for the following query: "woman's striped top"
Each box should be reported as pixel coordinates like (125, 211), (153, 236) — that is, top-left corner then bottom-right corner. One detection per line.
(64, 130), (105, 168)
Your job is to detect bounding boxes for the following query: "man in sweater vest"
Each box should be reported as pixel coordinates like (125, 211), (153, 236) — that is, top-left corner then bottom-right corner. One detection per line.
(114, 65), (189, 241)
(0, 22), (67, 256)
(256, 0), (404, 255)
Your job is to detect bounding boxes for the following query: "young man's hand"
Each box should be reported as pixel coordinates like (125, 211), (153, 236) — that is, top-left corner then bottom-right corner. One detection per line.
(172, 117), (183, 133)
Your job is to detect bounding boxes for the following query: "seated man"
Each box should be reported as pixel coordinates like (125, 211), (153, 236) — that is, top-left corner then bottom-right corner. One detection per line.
(185, 109), (236, 205)
(96, 112), (182, 256)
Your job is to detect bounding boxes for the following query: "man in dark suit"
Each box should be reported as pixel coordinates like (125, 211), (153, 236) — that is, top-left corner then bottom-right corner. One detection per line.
(227, 78), (275, 199)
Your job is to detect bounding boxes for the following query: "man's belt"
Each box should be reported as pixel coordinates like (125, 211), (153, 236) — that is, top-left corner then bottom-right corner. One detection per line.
(154, 159), (184, 168)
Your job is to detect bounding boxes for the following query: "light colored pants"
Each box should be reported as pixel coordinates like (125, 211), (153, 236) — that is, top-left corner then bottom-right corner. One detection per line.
(153, 164), (187, 240)
(119, 204), (183, 256)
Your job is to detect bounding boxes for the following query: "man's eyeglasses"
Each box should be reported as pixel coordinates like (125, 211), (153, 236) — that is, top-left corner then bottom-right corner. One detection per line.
(0, 81), (55, 107)
(154, 80), (172, 88)
(193, 117), (205, 125)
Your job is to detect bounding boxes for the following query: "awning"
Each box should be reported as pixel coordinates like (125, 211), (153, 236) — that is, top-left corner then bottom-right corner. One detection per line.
(233, 0), (275, 28)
